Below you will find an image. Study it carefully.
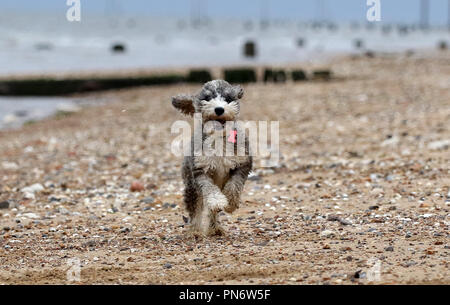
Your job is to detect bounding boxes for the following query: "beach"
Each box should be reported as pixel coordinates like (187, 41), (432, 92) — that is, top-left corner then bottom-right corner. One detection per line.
(0, 51), (449, 284)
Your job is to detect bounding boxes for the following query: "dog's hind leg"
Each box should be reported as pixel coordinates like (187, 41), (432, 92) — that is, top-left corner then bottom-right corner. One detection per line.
(189, 200), (204, 235)
(182, 157), (205, 235)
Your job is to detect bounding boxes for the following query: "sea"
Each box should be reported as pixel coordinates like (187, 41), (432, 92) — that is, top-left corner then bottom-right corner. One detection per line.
(0, 11), (449, 129)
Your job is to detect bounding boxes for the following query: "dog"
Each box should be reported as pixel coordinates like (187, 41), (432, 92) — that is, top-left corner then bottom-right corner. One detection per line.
(172, 80), (253, 236)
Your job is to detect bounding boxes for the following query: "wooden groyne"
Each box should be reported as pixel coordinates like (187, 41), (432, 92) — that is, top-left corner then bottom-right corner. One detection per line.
(0, 67), (334, 96)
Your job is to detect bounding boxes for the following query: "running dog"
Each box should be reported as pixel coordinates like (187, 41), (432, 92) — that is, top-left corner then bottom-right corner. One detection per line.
(172, 80), (252, 236)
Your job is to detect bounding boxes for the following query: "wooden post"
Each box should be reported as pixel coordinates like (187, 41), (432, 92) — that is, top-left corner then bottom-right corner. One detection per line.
(243, 41), (257, 58)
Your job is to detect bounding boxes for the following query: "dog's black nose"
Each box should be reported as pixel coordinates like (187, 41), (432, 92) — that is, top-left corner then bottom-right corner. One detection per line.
(215, 107), (224, 116)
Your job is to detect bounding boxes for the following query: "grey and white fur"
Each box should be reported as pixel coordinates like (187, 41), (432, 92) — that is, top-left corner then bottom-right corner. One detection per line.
(172, 80), (253, 236)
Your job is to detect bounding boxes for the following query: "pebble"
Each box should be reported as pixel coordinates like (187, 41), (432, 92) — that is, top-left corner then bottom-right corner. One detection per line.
(385, 246), (394, 252)
(427, 140), (450, 151)
(58, 207), (70, 215)
(163, 263), (172, 269)
(122, 216), (133, 222)
(320, 230), (336, 237)
(369, 173), (379, 181)
(2, 161), (18, 170)
(141, 197), (155, 204)
(404, 261), (417, 267)
(120, 227), (131, 233)
(22, 213), (39, 219)
(371, 188), (384, 195)
(327, 215), (352, 225)
(83, 240), (96, 248)
(0, 201), (10, 209)
(385, 175), (394, 182)
(23, 192), (35, 200)
(353, 270), (366, 279)
(130, 181), (144, 192)
(21, 183), (44, 194)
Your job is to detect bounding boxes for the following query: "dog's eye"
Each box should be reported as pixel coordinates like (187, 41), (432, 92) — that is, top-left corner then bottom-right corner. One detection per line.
(202, 94), (212, 101)
(225, 96), (234, 103)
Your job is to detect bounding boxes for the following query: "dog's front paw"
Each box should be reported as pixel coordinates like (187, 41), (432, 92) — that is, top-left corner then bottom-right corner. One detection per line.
(207, 223), (225, 236)
(207, 192), (228, 212)
(224, 199), (241, 214)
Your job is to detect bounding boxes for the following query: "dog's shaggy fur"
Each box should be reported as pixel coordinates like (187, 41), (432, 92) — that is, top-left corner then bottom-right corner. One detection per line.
(172, 80), (252, 236)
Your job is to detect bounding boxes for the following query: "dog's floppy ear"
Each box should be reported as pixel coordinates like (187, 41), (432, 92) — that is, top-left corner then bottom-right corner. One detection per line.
(233, 85), (244, 100)
(172, 94), (195, 116)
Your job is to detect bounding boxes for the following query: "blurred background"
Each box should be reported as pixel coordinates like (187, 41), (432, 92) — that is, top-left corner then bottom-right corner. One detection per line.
(0, 0), (449, 75)
(0, 0), (449, 128)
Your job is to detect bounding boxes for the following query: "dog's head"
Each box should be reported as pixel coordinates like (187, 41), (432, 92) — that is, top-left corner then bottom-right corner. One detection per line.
(172, 80), (244, 125)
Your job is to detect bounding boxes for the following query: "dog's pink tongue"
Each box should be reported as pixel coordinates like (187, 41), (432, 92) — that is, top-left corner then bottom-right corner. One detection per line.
(228, 130), (237, 143)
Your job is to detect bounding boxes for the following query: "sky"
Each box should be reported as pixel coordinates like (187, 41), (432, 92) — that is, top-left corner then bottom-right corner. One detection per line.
(1, 0), (449, 25)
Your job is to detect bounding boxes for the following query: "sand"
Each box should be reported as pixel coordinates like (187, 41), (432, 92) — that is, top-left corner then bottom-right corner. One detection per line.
(0, 51), (449, 284)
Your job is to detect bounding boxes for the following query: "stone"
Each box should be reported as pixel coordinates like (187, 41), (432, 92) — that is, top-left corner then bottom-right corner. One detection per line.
(320, 230), (335, 237)
(353, 270), (366, 279)
(130, 181), (144, 192)
(23, 192), (35, 200)
(1, 161), (18, 170)
(427, 140), (450, 151)
(22, 213), (39, 219)
(371, 188), (384, 195)
(21, 183), (44, 194)
(0, 201), (10, 209)
(141, 197), (155, 204)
